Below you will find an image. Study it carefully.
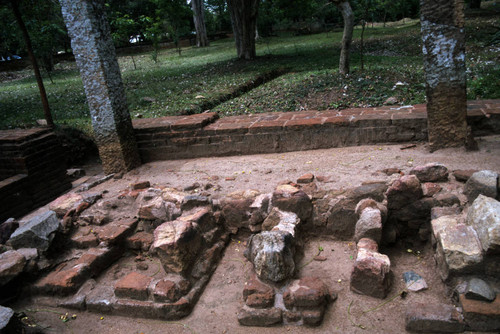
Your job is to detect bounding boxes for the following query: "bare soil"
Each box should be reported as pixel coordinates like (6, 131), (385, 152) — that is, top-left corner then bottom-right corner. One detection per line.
(12, 135), (500, 333)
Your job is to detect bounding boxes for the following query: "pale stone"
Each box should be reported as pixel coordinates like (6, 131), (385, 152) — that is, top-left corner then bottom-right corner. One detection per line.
(466, 195), (500, 254)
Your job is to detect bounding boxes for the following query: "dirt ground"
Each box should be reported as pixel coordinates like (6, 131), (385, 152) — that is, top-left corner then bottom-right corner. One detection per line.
(12, 135), (500, 333)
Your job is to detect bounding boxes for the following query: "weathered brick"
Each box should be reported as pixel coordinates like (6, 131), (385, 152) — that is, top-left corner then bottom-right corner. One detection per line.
(115, 272), (152, 300)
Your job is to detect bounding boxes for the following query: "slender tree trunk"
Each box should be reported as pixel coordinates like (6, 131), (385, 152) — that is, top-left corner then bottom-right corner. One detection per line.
(360, 19), (366, 71)
(10, 0), (54, 127)
(191, 0), (209, 47)
(227, 0), (260, 60)
(335, 0), (354, 75)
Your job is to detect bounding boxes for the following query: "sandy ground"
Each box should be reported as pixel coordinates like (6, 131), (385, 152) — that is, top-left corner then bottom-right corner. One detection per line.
(12, 135), (500, 333)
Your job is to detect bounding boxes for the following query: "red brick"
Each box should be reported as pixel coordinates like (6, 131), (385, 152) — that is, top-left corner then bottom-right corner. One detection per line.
(284, 118), (323, 129)
(34, 263), (88, 295)
(132, 181), (150, 190)
(248, 120), (284, 133)
(126, 232), (154, 251)
(459, 294), (500, 331)
(96, 219), (137, 244)
(115, 272), (152, 300)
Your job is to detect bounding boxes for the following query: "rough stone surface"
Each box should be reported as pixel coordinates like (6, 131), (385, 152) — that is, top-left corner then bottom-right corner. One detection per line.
(237, 306), (282, 327)
(262, 208), (300, 237)
(0, 305), (14, 331)
(465, 278), (496, 302)
(49, 193), (84, 217)
(245, 231), (295, 282)
(459, 294), (500, 331)
(405, 302), (465, 333)
(126, 232), (154, 252)
(8, 211), (60, 251)
(114, 272), (152, 300)
(464, 170), (498, 203)
(432, 217), (483, 280)
(422, 183), (442, 197)
(59, 0), (141, 173)
(410, 163), (449, 182)
(466, 195), (500, 254)
(430, 206), (461, 220)
(272, 185), (312, 221)
(152, 220), (201, 274)
(350, 248), (391, 299)
(386, 175), (423, 210)
(0, 250), (26, 286)
(243, 274), (275, 308)
(453, 169), (477, 182)
(138, 197), (180, 221)
(354, 207), (382, 243)
(357, 238), (378, 252)
(283, 277), (330, 308)
(435, 193), (460, 207)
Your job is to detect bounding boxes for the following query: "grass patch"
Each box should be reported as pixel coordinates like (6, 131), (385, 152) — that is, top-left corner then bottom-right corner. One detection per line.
(0, 14), (498, 134)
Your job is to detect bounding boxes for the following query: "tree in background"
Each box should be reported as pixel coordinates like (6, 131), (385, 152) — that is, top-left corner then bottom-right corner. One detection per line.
(227, 0), (260, 60)
(2, 0), (54, 127)
(191, 0), (209, 47)
(331, 0), (354, 74)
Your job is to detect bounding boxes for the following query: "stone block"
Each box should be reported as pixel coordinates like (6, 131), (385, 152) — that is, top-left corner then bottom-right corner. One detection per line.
(9, 210), (60, 251)
(283, 277), (330, 308)
(0, 250), (26, 286)
(386, 175), (423, 210)
(34, 263), (89, 295)
(354, 207), (382, 243)
(152, 220), (201, 274)
(0, 218), (18, 244)
(464, 170), (498, 203)
(138, 197), (180, 221)
(272, 185), (312, 221)
(422, 182), (442, 197)
(465, 278), (496, 302)
(49, 193), (84, 217)
(453, 169), (477, 183)
(432, 217), (483, 280)
(405, 302), (465, 333)
(0, 306), (14, 332)
(297, 173), (314, 184)
(466, 195), (500, 254)
(350, 248), (391, 299)
(245, 231), (295, 282)
(430, 207), (461, 220)
(459, 294), (500, 332)
(96, 219), (137, 245)
(115, 272), (152, 300)
(410, 163), (449, 182)
(262, 208), (300, 237)
(237, 306), (283, 327)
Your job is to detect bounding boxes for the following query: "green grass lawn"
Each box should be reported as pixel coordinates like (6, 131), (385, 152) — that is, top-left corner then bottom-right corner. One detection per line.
(0, 14), (498, 135)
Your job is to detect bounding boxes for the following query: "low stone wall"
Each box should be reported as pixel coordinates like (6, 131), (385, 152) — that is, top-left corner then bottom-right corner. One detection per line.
(133, 100), (500, 162)
(0, 128), (72, 221)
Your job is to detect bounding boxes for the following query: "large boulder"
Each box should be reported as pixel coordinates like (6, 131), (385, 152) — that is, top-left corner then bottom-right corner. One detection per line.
(152, 220), (201, 274)
(220, 190), (265, 233)
(410, 163), (449, 182)
(386, 175), (423, 210)
(464, 170), (498, 203)
(0, 250), (26, 286)
(245, 231), (295, 282)
(8, 211), (60, 251)
(466, 195), (500, 254)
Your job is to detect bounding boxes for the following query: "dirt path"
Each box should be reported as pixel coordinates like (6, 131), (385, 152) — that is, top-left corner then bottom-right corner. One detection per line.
(13, 135), (500, 333)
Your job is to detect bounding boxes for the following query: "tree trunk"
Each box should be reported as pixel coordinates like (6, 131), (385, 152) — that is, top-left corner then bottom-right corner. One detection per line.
(10, 0), (54, 128)
(469, 0), (481, 9)
(227, 0), (260, 60)
(420, 0), (469, 151)
(335, 1), (354, 75)
(191, 0), (209, 47)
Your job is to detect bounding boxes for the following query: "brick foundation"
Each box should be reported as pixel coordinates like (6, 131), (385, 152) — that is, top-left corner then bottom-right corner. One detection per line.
(0, 128), (71, 221)
(133, 100), (500, 162)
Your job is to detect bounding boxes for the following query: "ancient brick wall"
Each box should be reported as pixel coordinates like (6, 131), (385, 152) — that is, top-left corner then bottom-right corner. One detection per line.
(0, 128), (72, 221)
